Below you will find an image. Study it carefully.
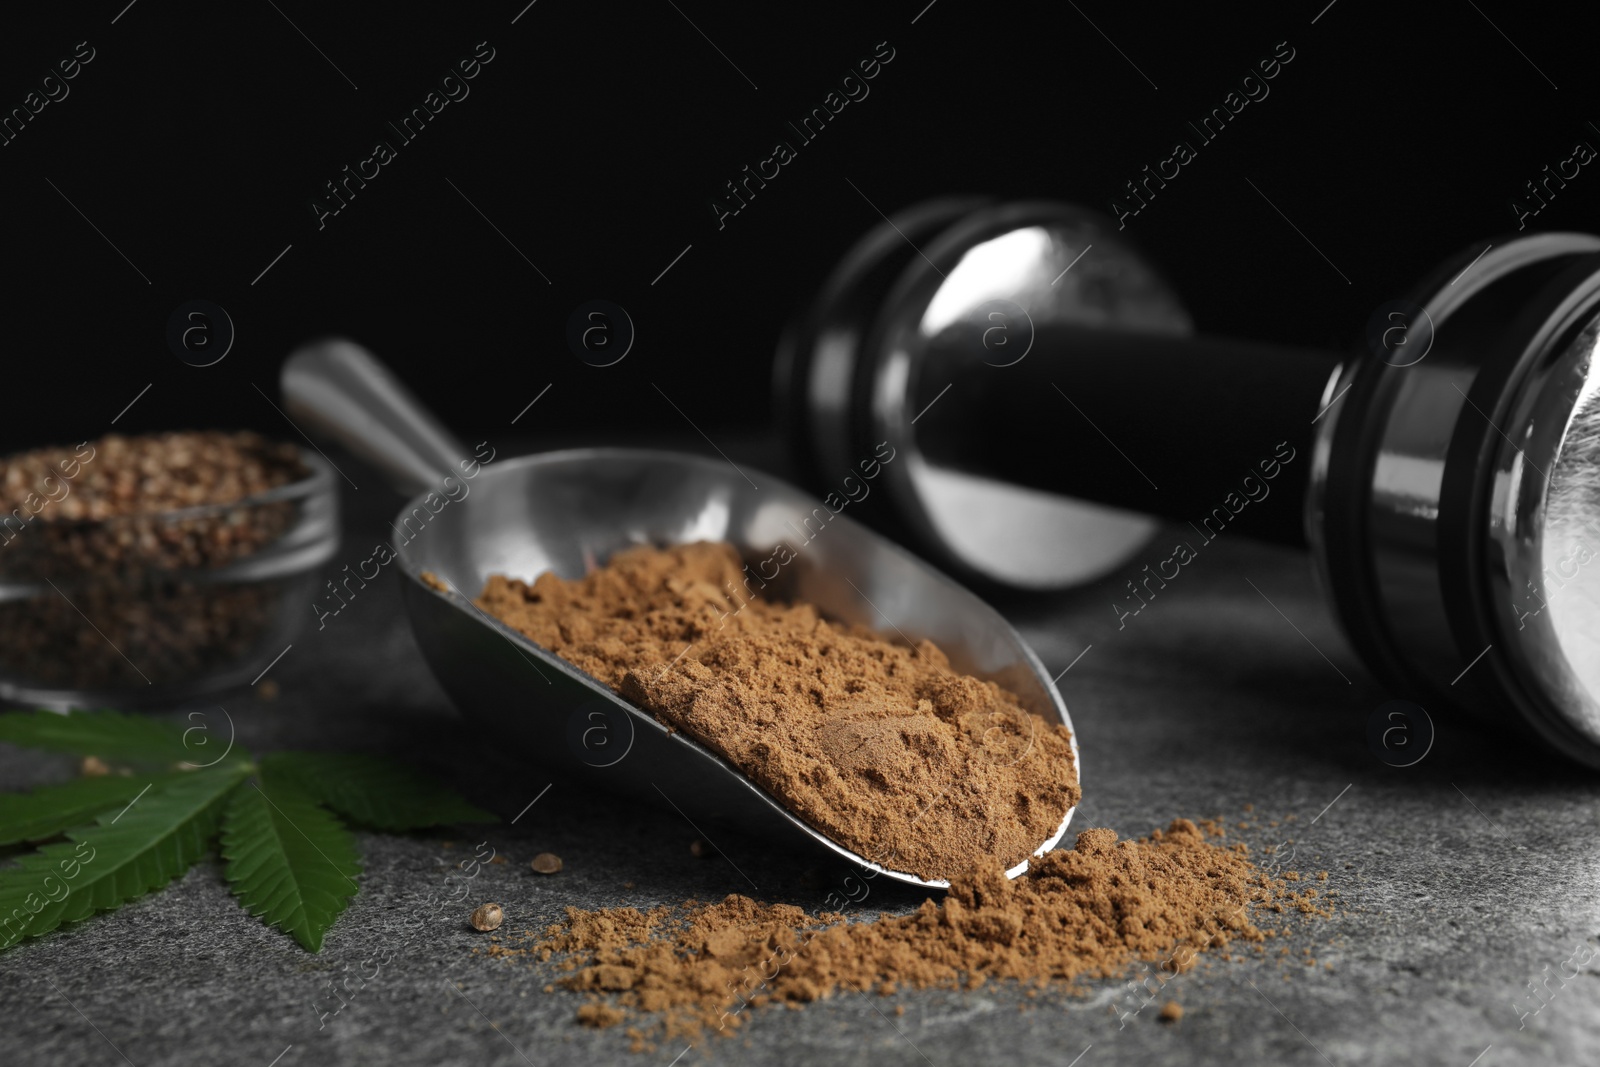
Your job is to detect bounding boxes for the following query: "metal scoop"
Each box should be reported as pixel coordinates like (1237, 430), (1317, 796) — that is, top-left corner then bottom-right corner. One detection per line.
(280, 340), (1079, 889)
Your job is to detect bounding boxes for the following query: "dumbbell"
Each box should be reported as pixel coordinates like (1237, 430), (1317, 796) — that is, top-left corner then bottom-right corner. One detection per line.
(774, 199), (1600, 768)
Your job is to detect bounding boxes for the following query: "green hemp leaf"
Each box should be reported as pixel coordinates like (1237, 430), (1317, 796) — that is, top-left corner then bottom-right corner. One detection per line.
(260, 752), (495, 831)
(220, 768), (362, 952)
(0, 772), (185, 847)
(0, 708), (214, 763)
(0, 709), (492, 953)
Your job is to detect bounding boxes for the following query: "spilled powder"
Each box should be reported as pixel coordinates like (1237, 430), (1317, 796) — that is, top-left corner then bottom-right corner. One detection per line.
(475, 541), (1080, 881)
(490, 819), (1321, 1045)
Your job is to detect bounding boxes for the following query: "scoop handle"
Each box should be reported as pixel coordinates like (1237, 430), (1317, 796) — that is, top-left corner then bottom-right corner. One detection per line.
(281, 338), (472, 496)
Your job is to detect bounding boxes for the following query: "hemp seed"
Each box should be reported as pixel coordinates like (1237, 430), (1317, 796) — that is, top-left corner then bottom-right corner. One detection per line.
(0, 431), (312, 691)
(470, 903), (504, 932)
(530, 852), (563, 875)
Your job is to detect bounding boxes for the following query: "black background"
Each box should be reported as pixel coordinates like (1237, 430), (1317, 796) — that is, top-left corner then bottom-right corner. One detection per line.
(0, 0), (1594, 454)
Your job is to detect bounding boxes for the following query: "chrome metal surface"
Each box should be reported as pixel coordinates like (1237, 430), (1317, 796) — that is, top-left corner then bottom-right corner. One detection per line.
(1378, 240), (1598, 714)
(777, 198), (979, 513)
(1488, 316), (1600, 745)
(787, 201), (1185, 590)
(283, 340), (1080, 888)
(284, 337), (471, 496)
(1308, 235), (1600, 755)
(1309, 241), (1558, 716)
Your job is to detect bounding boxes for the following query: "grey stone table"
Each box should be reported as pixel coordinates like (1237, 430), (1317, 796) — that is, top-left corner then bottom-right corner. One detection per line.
(2, 434), (1597, 1067)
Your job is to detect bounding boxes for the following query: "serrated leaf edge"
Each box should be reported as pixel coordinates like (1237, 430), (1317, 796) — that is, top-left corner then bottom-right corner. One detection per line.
(220, 774), (362, 952)
(0, 765), (249, 950)
(0, 772), (185, 847)
(261, 751), (495, 830)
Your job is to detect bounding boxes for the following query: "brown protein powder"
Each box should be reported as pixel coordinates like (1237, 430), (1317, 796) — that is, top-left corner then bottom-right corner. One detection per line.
(496, 820), (1304, 1045)
(475, 541), (1081, 881)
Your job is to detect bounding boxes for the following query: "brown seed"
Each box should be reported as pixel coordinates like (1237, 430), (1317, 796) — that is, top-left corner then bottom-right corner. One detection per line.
(0, 433), (317, 695)
(531, 852), (563, 874)
(257, 679), (280, 702)
(470, 903), (504, 932)
(1159, 1001), (1183, 1023)
(81, 756), (110, 777)
(689, 839), (708, 858)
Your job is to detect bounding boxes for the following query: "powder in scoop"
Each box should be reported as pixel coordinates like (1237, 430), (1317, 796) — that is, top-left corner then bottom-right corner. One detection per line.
(502, 819), (1294, 1044)
(475, 541), (1080, 880)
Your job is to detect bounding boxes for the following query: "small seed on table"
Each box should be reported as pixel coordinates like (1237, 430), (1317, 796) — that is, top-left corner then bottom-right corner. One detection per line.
(531, 852), (563, 874)
(470, 903), (504, 931)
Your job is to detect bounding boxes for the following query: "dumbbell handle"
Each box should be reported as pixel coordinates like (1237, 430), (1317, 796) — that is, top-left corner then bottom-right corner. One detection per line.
(912, 325), (1341, 546)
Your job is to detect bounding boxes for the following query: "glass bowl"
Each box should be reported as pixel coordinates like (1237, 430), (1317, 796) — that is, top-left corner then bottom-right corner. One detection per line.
(0, 449), (340, 708)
